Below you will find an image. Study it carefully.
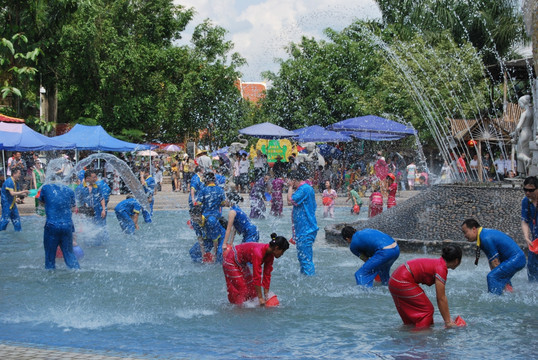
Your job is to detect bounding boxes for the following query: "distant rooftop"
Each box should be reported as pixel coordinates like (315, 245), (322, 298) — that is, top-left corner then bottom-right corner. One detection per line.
(235, 79), (267, 103)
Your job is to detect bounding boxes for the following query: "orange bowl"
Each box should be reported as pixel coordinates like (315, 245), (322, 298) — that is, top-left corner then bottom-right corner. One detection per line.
(265, 295), (280, 307)
(529, 239), (538, 254)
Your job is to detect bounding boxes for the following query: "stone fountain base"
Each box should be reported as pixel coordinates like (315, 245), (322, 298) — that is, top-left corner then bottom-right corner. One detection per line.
(325, 183), (526, 255)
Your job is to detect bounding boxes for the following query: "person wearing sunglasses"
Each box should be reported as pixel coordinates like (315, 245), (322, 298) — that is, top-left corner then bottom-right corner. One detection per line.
(521, 176), (538, 282)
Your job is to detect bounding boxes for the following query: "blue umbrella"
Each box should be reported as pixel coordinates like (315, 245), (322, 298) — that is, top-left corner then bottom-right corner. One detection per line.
(328, 115), (416, 141)
(293, 125), (351, 142)
(239, 122), (297, 139)
(317, 144), (342, 159)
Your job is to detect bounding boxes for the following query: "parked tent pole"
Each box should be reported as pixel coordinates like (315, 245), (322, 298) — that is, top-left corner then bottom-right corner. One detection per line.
(2, 150), (5, 179)
(75, 149), (78, 165)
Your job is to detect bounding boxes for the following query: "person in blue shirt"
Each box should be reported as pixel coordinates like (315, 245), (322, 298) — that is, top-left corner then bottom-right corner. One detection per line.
(114, 195), (141, 235)
(222, 191), (259, 250)
(140, 168), (155, 223)
(76, 170), (109, 245)
(287, 167), (319, 276)
(462, 218), (526, 295)
(341, 226), (400, 286)
(520, 176), (538, 282)
(96, 176), (111, 207)
(0, 168), (29, 231)
(39, 178), (80, 269)
(191, 172), (226, 263)
(189, 166), (204, 209)
(189, 204), (226, 263)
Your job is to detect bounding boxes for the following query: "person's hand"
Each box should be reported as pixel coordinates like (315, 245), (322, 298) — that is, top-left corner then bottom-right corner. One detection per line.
(22, 190), (29, 195)
(101, 209), (106, 218)
(444, 320), (457, 328)
(258, 297), (266, 306)
(135, 224), (139, 230)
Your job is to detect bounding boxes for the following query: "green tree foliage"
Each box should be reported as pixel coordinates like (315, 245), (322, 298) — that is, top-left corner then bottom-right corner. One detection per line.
(260, 21), (490, 147)
(0, 33), (40, 99)
(375, 0), (528, 64)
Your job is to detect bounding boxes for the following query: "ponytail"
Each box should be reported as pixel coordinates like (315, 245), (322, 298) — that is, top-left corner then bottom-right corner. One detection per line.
(270, 233), (290, 251)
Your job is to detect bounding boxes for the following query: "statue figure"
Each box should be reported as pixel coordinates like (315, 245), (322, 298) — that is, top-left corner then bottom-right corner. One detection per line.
(512, 95), (533, 175)
(228, 134), (248, 154)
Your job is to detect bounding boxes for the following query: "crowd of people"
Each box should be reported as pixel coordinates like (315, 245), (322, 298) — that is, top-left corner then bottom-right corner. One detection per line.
(0, 148), (536, 330)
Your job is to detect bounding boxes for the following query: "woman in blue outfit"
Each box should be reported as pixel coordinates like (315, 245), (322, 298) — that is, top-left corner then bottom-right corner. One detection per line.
(341, 226), (400, 286)
(189, 204), (226, 263)
(222, 191), (260, 250)
(114, 195), (141, 234)
(140, 168), (155, 223)
(287, 168), (318, 276)
(462, 218), (526, 295)
(0, 168), (28, 232)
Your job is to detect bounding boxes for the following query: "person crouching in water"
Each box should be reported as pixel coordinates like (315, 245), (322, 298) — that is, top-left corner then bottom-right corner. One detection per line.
(389, 244), (462, 328)
(189, 204), (225, 263)
(223, 233), (289, 305)
(368, 184), (383, 218)
(341, 226), (400, 286)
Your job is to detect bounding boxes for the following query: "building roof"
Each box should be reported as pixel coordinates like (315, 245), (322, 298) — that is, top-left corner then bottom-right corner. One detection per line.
(235, 79), (267, 103)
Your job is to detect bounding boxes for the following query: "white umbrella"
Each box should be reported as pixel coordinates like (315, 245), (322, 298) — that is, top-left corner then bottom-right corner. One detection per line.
(137, 150), (158, 156)
(163, 144), (181, 152)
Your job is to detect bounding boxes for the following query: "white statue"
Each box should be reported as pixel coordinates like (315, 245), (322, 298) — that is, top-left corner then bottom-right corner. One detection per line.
(513, 95), (533, 174)
(298, 142), (325, 167)
(228, 134), (248, 155)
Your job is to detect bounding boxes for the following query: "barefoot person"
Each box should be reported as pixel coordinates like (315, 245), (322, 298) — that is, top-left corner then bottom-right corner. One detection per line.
(389, 244), (462, 328)
(462, 218), (526, 295)
(222, 233), (289, 305)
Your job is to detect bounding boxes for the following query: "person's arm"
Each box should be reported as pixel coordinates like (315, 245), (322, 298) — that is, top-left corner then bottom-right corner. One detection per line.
(100, 198), (106, 218)
(8, 188), (29, 197)
(489, 257), (500, 270)
(521, 220), (534, 246)
(223, 210), (237, 248)
(256, 285), (266, 306)
(32, 171), (37, 189)
(132, 212), (139, 230)
(435, 278), (456, 327)
(287, 182), (294, 205)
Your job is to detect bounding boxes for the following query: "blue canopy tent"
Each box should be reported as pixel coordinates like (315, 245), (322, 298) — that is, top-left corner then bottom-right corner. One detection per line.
(0, 122), (76, 178)
(292, 125), (352, 142)
(52, 124), (151, 151)
(239, 122), (297, 139)
(327, 115), (416, 141)
(317, 144), (343, 159)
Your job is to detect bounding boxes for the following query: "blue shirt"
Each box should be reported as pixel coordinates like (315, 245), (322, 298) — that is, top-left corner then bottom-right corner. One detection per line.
(1, 177), (16, 210)
(349, 229), (395, 258)
(40, 183), (75, 227)
(521, 197), (538, 238)
(291, 182), (318, 236)
(189, 173), (204, 206)
(215, 174), (226, 187)
(114, 198), (141, 216)
(231, 204), (257, 238)
(75, 182), (104, 214)
(196, 184), (225, 218)
(143, 175), (155, 195)
(97, 179), (111, 205)
(479, 228), (524, 263)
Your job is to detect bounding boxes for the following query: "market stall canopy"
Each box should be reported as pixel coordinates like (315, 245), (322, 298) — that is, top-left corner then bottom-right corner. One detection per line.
(328, 115), (416, 141)
(137, 150), (158, 157)
(0, 122), (75, 151)
(293, 125), (351, 142)
(162, 144), (182, 152)
(52, 124), (151, 151)
(0, 114), (25, 123)
(239, 122), (297, 139)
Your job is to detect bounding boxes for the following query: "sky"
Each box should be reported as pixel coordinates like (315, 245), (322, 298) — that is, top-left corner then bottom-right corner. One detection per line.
(174, 0), (382, 82)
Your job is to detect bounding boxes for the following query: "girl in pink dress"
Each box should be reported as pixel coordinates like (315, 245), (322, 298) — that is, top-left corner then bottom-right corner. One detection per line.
(322, 180), (337, 218)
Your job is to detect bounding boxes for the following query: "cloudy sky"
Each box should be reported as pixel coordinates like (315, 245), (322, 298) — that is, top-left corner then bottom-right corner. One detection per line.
(175, 0), (382, 81)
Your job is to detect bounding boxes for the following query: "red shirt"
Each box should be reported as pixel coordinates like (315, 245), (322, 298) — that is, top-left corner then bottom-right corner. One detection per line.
(400, 257), (447, 286)
(233, 243), (274, 289)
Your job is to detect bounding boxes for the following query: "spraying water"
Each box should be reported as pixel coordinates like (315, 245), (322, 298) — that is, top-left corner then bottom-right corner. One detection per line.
(74, 153), (151, 212)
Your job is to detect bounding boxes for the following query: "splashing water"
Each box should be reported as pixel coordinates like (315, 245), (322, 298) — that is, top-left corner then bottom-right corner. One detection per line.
(74, 153), (151, 212)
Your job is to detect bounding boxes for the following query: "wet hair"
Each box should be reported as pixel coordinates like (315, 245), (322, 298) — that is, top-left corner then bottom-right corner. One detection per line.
(226, 191), (243, 204)
(462, 218), (480, 229)
(524, 176), (538, 188)
(270, 233), (289, 251)
(441, 243), (462, 263)
(11, 168), (21, 176)
(126, 194), (134, 199)
(189, 204), (202, 216)
(341, 225), (357, 240)
(204, 171), (215, 184)
(194, 166), (202, 173)
(218, 216), (228, 229)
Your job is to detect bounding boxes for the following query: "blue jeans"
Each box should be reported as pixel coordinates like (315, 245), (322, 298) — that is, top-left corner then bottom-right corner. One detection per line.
(355, 246), (400, 286)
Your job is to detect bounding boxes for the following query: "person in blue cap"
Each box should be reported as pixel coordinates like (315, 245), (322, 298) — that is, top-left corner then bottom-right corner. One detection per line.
(114, 195), (141, 235)
(76, 170), (109, 244)
(287, 166), (318, 275)
(222, 191), (259, 250)
(0, 168), (29, 231)
(462, 218), (526, 295)
(140, 167), (155, 223)
(341, 226), (400, 286)
(39, 175), (80, 269)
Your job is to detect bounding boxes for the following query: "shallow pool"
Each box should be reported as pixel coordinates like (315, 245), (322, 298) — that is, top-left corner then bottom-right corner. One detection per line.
(0, 208), (536, 359)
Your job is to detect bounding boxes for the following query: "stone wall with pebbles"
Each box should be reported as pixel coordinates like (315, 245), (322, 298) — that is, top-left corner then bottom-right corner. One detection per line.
(325, 184), (525, 254)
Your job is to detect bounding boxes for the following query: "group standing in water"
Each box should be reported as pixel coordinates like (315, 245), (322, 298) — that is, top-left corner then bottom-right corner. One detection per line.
(2, 152), (536, 329)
